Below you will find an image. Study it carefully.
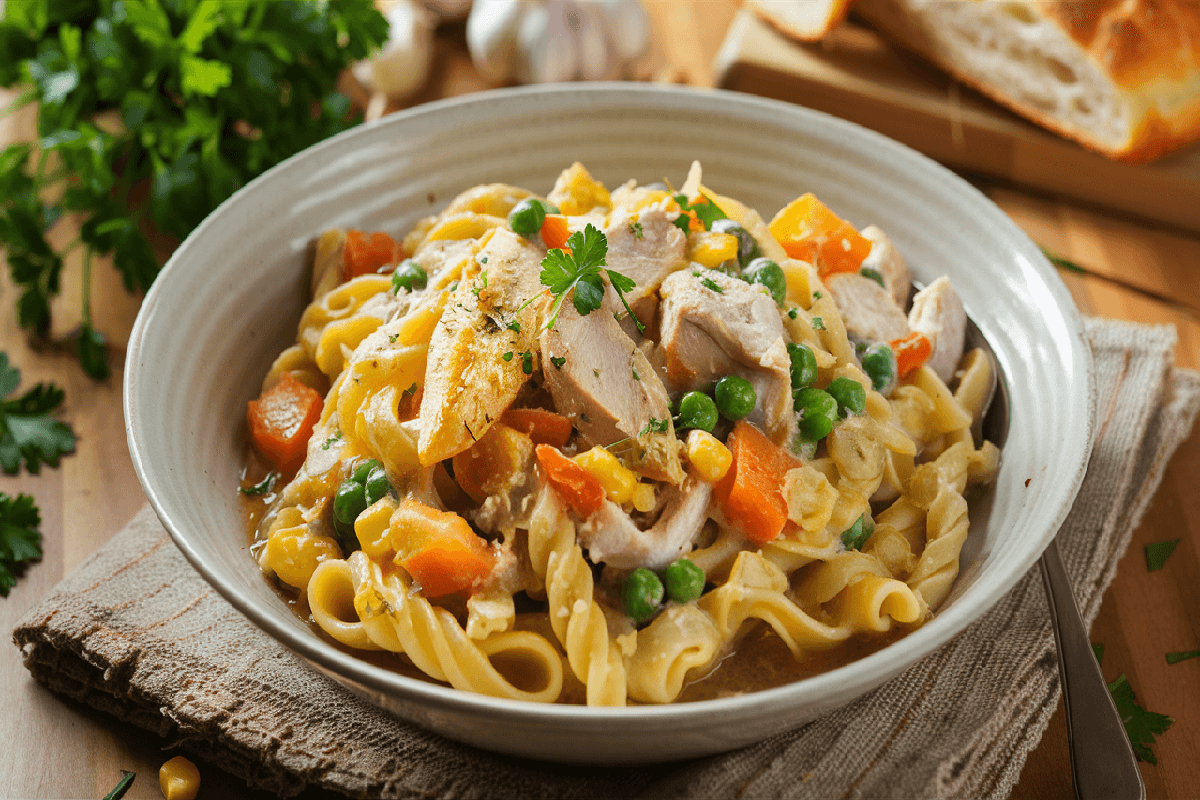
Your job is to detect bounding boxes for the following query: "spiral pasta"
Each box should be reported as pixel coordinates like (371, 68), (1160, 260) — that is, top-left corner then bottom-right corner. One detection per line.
(241, 162), (1001, 706)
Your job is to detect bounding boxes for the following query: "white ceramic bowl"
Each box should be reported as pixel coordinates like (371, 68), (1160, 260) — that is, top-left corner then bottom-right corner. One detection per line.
(124, 83), (1093, 764)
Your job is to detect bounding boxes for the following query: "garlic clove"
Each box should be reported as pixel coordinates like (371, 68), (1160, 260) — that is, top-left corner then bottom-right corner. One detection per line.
(574, 2), (617, 81)
(467, 0), (528, 83)
(597, 0), (650, 65)
(358, 0), (436, 100)
(517, 1), (579, 84)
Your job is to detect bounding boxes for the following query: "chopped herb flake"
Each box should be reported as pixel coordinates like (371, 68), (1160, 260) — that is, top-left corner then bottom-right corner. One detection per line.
(629, 221), (643, 239)
(388, 333), (398, 343)
(550, 356), (566, 369)
(788, 308), (798, 319)
(521, 351), (533, 375)
(1145, 539), (1180, 571)
(813, 291), (823, 300)
(639, 417), (669, 436)
(506, 320), (521, 332)
(701, 277), (724, 294)
(860, 268), (885, 288)
(321, 436), (340, 451)
(502, 351), (514, 362)
(673, 193), (727, 232)
(632, 368), (640, 381)
(239, 472), (279, 496)
(812, 317), (825, 330)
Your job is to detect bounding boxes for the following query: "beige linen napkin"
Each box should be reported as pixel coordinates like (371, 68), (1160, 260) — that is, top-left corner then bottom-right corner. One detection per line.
(13, 318), (1200, 800)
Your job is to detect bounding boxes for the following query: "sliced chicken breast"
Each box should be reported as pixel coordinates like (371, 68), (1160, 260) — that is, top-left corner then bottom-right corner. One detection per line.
(908, 276), (967, 383)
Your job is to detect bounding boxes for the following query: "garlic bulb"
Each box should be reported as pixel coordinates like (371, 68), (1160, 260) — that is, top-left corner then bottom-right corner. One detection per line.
(353, 0), (436, 101)
(467, 0), (651, 85)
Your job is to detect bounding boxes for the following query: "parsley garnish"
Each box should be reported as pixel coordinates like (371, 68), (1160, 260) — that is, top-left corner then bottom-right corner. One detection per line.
(238, 471), (278, 497)
(388, 333), (398, 343)
(506, 320), (521, 332)
(632, 367), (640, 381)
(813, 291), (824, 300)
(639, 417), (668, 436)
(521, 351), (533, 375)
(502, 351), (514, 362)
(812, 317), (825, 330)
(672, 193), (727, 232)
(321, 436), (340, 451)
(0, 492), (43, 596)
(550, 356), (566, 370)
(841, 514), (874, 551)
(1145, 539), (1179, 571)
(700, 276), (723, 294)
(526, 224), (643, 333)
(449, 280), (459, 292)
(1108, 673), (1173, 764)
(1166, 650), (1200, 664)
(0, 353), (76, 474)
(629, 221), (643, 240)
(101, 769), (136, 800)
(788, 308), (798, 319)
(0, 1), (388, 378)
(860, 268), (885, 288)
(480, 256), (488, 264)
(473, 270), (487, 297)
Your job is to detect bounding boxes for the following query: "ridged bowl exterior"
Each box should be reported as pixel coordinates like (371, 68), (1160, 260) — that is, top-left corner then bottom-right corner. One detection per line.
(124, 83), (1093, 764)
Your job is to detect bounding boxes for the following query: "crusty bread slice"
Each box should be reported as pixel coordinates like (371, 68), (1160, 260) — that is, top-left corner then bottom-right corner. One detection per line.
(854, 0), (1200, 162)
(745, 0), (854, 42)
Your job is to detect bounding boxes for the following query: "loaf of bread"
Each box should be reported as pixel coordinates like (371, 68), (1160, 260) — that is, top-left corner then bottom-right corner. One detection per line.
(745, 0), (852, 41)
(749, 0), (1200, 162)
(853, 0), (1200, 162)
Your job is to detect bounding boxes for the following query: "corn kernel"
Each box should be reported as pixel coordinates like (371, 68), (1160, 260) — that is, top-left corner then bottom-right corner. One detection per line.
(574, 446), (637, 504)
(686, 429), (732, 483)
(631, 482), (656, 512)
(687, 231), (739, 268)
(159, 755), (201, 800)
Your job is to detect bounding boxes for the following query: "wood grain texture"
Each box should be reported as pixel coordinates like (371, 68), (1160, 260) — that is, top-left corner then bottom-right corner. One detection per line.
(2, 5), (1199, 799)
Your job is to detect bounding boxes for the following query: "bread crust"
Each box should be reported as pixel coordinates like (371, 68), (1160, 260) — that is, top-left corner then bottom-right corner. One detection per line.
(745, 0), (853, 42)
(854, 0), (1200, 161)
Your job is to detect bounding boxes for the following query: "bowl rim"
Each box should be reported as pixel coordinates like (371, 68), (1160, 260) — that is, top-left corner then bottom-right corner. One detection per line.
(124, 81), (1095, 726)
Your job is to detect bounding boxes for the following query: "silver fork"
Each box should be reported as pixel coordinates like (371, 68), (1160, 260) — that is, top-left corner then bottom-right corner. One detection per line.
(965, 319), (1144, 800)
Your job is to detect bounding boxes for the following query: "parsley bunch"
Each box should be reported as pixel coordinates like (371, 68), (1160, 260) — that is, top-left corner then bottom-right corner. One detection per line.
(534, 224), (642, 332)
(0, 0), (387, 378)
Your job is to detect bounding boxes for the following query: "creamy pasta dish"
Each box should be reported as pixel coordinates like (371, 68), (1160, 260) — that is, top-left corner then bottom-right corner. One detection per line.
(241, 162), (999, 706)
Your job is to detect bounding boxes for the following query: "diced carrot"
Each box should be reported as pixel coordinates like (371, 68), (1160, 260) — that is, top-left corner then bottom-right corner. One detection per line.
(343, 229), (407, 280)
(452, 422), (534, 504)
(246, 373), (324, 473)
(392, 499), (494, 597)
(891, 331), (933, 379)
(540, 215), (572, 252)
(535, 443), (605, 517)
(501, 408), (573, 448)
(768, 193), (871, 277)
(714, 421), (800, 546)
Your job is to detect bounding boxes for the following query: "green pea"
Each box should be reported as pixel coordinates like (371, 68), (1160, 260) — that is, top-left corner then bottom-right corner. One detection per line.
(827, 376), (866, 417)
(744, 257), (786, 305)
(787, 342), (818, 390)
(508, 198), (558, 236)
(860, 343), (896, 393)
(333, 479), (368, 526)
(662, 559), (705, 604)
(391, 259), (427, 294)
(714, 375), (757, 421)
(676, 391), (718, 433)
(333, 516), (361, 553)
(622, 568), (664, 622)
(841, 514), (875, 551)
(794, 387), (838, 441)
(711, 218), (762, 267)
(364, 465), (392, 505)
(353, 458), (382, 484)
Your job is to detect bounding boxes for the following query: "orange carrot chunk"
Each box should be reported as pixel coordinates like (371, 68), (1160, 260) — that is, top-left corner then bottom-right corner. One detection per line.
(501, 408), (573, 448)
(535, 443), (605, 517)
(768, 193), (872, 277)
(714, 421), (800, 546)
(392, 499), (494, 597)
(246, 373), (324, 474)
(540, 215), (572, 252)
(343, 229), (406, 281)
(891, 331), (933, 379)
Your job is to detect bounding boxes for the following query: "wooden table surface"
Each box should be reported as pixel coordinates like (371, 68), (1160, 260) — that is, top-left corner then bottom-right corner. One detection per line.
(3, 5), (1199, 799)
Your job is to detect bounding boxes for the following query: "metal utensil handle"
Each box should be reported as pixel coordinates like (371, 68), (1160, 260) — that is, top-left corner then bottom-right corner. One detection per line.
(1039, 539), (1145, 800)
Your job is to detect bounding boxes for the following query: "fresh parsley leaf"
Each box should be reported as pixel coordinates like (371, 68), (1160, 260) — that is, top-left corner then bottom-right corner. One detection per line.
(1166, 650), (1200, 665)
(529, 224), (643, 332)
(673, 193), (727, 232)
(0, 353), (76, 474)
(1145, 539), (1180, 571)
(841, 514), (874, 551)
(1108, 673), (1173, 764)
(506, 320), (521, 332)
(639, 417), (668, 436)
(700, 276), (723, 294)
(812, 291), (823, 300)
(860, 267), (885, 288)
(502, 351), (514, 362)
(632, 367), (640, 381)
(628, 221), (643, 240)
(321, 436), (340, 451)
(239, 471), (278, 496)
(0, 492), (43, 596)
(550, 356), (566, 370)
(101, 770), (136, 800)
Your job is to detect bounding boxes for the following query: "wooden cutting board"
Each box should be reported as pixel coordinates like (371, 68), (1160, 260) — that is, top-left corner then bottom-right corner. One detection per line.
(714, 9), (1200, 234)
